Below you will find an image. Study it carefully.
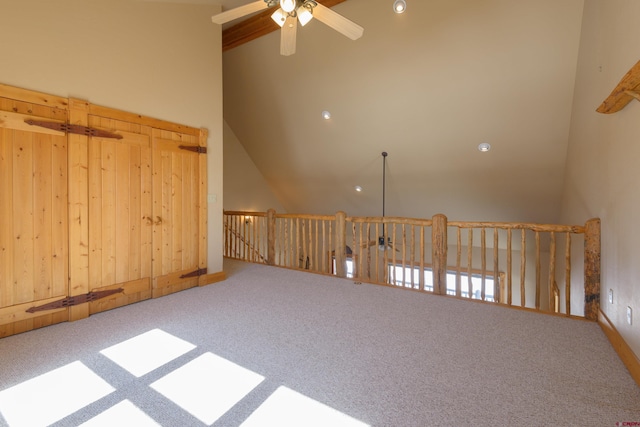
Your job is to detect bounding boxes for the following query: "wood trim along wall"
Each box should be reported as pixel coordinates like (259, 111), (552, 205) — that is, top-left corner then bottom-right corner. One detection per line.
(222, 0), (348, 51)
(598, 309), (640, 387)
(199, 271), (226, 286)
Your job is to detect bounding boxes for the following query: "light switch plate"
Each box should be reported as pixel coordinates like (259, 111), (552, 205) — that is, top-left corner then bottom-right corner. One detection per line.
(608, 289), (613, 304)
(627, 306), (633, 325)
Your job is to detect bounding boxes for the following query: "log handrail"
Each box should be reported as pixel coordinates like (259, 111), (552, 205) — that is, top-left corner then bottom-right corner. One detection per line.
(223, 209), (600, 320)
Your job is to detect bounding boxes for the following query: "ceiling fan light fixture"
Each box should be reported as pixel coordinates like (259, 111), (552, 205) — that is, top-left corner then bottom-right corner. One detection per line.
(297, 5), (314, 26)
(280, 0), (296, 13)
(271, 8), (287, 27)
(393, 0), (407, 13)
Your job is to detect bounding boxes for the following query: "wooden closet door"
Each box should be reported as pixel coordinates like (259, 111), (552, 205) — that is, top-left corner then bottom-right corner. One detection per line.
(0, 98), (69, 336)
(86, 116), (153, 313)
(152, 128), (204, 297)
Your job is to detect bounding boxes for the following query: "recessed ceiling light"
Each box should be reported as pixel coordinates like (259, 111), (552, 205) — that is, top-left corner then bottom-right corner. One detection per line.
(393, 0), (406, 13)
(355, 185), (363, 192)
(478, 142), (491, 152)
(322, 110), (331, 120)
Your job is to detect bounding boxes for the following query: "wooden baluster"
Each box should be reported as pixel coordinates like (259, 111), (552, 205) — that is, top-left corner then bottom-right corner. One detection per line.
(432, 214), (447, 295)
(410, 225), (415, 289)
(420, 225), (425, 291)
(507, 228), (512, 305)
(455, 228), (462, 297)
(366, 222), (371, 281)
(565, 232), (572, 316)
(322, 220), (326, 273)
(335, 211), (347, 277)
(520, 229), (526, 307)
(584, 218), (601, 321)
(493, 227), (499, 303)
(535, 231), (541, 310)
(358, 222), (364, 280)
(224, 215), (229, 257)
(375, 223), (380, 283)
(328, 220), (335, 273)
(391, 223), (397, 285)
(548, 232), (556, 312)
(481, 227), (486, 301)
(352, 221), (357, 278)
(467, 228), (473, 298)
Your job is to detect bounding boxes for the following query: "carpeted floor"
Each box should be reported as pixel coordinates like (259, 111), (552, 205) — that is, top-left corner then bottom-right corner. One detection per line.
(0, 259), (639, 426)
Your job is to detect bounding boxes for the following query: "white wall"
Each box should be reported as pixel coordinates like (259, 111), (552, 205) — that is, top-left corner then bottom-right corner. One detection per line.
(0, 0), (224, 273)
(561, 0), (640, 358)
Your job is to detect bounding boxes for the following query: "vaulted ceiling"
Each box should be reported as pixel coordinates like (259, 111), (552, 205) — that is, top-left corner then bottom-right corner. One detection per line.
(218, 0), (585, 223)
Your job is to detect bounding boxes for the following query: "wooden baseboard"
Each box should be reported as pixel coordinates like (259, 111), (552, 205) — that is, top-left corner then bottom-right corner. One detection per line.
(598, 309), (640, 387)
(199, 271), (226, 287)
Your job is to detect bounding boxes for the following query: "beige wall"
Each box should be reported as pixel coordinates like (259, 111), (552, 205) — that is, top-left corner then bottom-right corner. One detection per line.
(223, 121), (286, 212)
(561, 0), (640, 358)
(0, 0), (224, 273)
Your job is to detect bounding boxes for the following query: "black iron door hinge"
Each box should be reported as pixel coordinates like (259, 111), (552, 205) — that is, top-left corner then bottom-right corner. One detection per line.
(26, 288), (124, 313)
(180, 268), (208, 279)
(25, 119), (123, 139)
(178, 145), (207, 154)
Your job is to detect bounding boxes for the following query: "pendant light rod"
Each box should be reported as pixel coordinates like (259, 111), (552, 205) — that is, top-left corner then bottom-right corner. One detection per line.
(382, 151), (387, 218)
(381, 151), (388, 240)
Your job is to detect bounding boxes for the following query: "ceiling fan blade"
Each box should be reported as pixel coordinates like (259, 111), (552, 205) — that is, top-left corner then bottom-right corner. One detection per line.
(212, 0), (270, 25)
(280, 15), (297, 56)
(312, 3), (364, 40)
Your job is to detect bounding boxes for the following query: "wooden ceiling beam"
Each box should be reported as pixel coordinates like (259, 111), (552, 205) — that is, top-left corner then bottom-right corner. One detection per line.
(222, 0), (348, 52)
(597, 60), (640, 114)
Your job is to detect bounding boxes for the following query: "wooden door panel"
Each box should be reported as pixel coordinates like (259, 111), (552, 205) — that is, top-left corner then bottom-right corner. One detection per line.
(152, 130), (203, 297)
(0, 98), (69, 336)
(87, 116), (153, 313)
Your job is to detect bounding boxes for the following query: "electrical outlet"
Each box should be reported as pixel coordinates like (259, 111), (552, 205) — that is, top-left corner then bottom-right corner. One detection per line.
(627, 306), (633, 325)
(608, 289), (613, 304)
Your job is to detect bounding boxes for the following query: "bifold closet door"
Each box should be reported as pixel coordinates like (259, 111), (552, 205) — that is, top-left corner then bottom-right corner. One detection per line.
(152, 128), (204, 297)
(0, 97), (69, 336)
(86, 116), (153, 314)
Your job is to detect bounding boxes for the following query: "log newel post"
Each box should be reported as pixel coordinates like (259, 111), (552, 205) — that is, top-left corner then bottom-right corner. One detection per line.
(584, 218), (601, 320)
(267, 209), (276, 266)
(432, 214), (448, 295)
(335, 211), (347, 278)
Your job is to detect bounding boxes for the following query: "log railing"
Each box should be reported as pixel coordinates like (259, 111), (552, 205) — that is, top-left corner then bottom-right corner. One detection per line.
(223, 210), (600, 320)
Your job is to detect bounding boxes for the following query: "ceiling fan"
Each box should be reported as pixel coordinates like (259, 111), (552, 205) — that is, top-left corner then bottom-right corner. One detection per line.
(211, 0), (364, 56)
(362, 151), (398, 252)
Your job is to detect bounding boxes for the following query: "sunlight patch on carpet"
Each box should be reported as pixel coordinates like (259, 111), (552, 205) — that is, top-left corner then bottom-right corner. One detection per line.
(0, 361), (115, 427)
(241, 386), (370, 427)
(150, 352), (265, 425)
(100, 329), (196, 377)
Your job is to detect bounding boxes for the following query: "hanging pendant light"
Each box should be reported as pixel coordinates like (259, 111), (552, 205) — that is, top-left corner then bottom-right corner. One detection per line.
(378, 151), (391, 250)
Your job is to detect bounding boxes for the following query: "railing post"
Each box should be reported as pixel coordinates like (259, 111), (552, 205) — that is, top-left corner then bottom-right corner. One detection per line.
(267, 209), (276, 266)
(584, 218), (601, 320)
(432, 214), (448, 295)
(335, 211), (347, 277)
